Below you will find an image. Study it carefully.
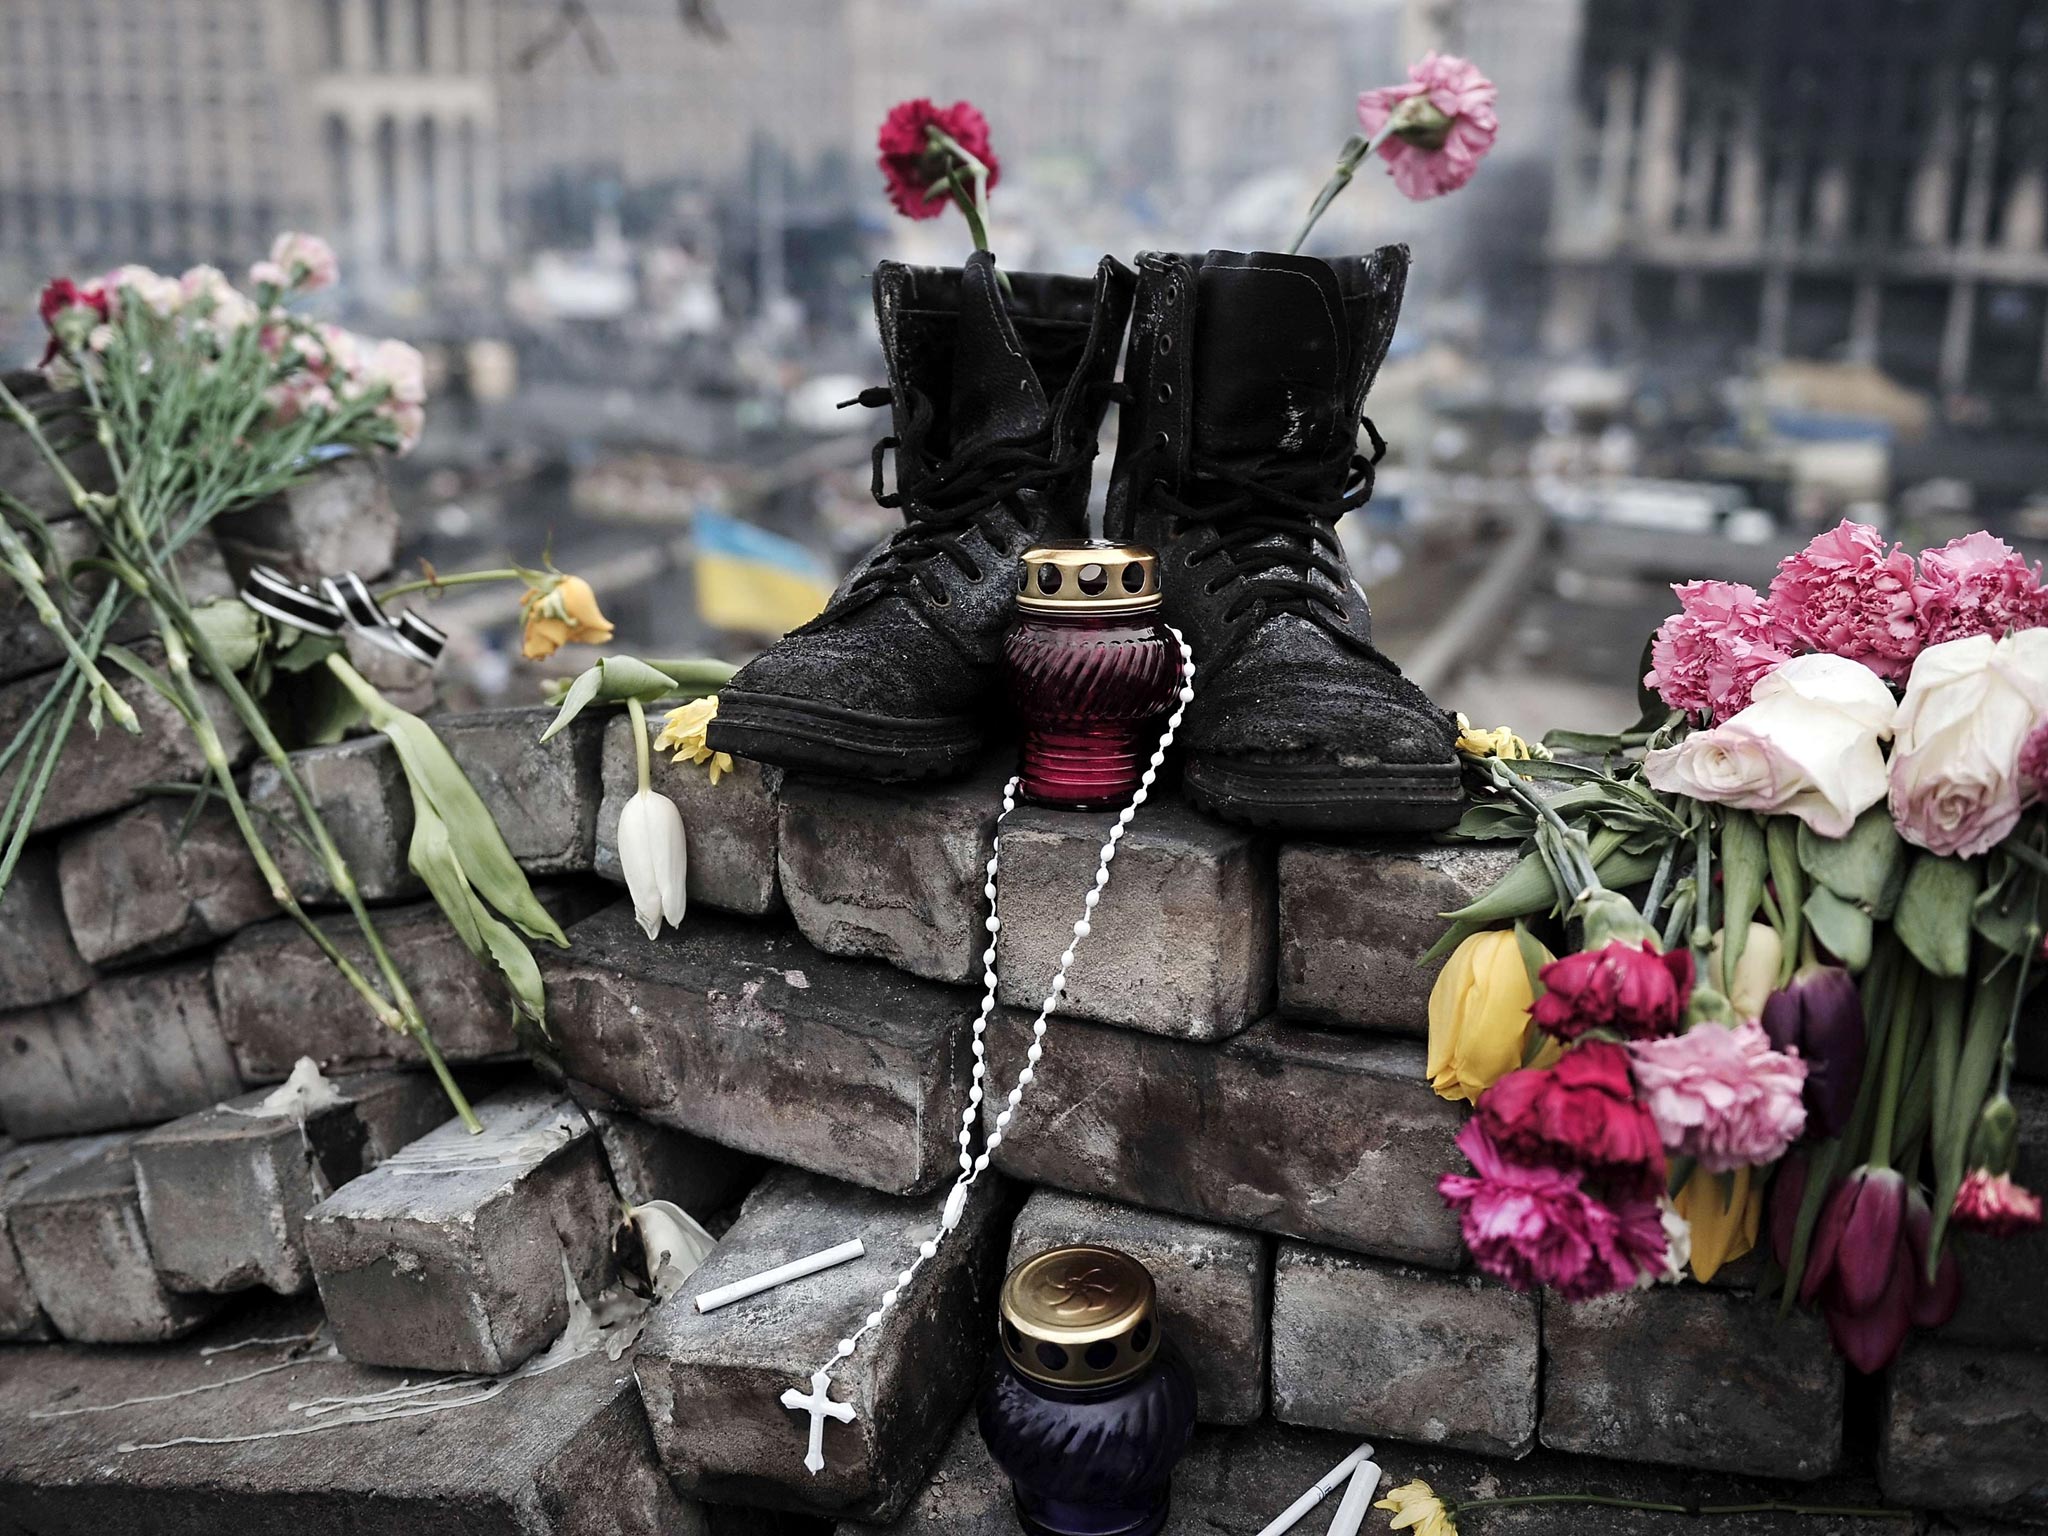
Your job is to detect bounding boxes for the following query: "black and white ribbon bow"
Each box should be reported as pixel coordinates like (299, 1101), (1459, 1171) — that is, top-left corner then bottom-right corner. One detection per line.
(241, 565), (448, 666)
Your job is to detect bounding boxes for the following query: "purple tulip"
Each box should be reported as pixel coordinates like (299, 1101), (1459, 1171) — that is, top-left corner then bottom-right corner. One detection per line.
(1761, 966), (1866, 1139)
(1905, 1189), (1963, 1329)
(1823, 1238), (1914, 1373)
(1813, 1166), (1907, 1314)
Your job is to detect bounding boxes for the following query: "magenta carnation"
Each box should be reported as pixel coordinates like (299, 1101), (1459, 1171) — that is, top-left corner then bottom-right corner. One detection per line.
(1643, 580), (1794, 721)
(1628, 1020), (1808, 1172)
(1356, 52), (1498, 201)
(1766, 520), (1923, 681)
(1438, 1122), (1667, 1300)
(1916, 532), (2048, 647)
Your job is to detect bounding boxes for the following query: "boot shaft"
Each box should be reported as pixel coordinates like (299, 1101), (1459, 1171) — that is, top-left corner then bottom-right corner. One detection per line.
(874, 251), (1133, 505)
(1106, 245), (1407, 539)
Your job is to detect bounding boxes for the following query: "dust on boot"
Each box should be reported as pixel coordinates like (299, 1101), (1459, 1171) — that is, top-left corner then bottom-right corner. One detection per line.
(1105, 246), (1463, 832)
(709, 251), (1134, 782)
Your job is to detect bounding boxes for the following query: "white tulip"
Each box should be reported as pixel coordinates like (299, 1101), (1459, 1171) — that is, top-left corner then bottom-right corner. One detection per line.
(618, 788), (688, 939)
(1888, 629), (2048, 858)
(1644, 653), (1897, 837)
(626, 1200), (718, 1298)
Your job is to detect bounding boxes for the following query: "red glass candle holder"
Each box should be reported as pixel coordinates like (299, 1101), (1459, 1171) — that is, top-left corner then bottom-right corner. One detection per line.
(1004, 542), (1179, 810)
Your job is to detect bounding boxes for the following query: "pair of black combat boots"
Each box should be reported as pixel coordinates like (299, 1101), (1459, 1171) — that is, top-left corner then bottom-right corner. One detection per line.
(706, 248), (1462, 832)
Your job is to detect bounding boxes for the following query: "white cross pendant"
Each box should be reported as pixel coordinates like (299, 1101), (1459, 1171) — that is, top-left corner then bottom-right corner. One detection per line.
(780, 1368), (857, 1476)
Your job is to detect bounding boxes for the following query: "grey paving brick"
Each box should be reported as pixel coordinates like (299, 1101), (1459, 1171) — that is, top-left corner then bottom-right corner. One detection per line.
(994, 800), (1273, 1042)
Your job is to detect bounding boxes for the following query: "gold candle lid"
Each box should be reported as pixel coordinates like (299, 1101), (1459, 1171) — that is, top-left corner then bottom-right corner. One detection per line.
(999, 1243), (1159, 1389)
(1015, 541), (1161, 616)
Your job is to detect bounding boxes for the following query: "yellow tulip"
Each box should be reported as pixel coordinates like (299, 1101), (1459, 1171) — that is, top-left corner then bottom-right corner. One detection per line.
(655, 695), (735, 785)
(1674, 1164), (1761, 1282)
(1708, 922), (1783, 1021)
(1376, 1479), (1460, 1536)
(1427, 930), (1558, 1104)
(519, 574), (615, 660)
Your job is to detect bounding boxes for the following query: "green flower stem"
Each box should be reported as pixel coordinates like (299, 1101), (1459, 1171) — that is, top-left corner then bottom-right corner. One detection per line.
(155, 615), (402, 1035)
(1481, 758), (1599, 897)
(1997, 932), (2035, 1102)
(1285, 124), (1396, 256)
(926, 126), (1013, 297)
(628, 696), (652, 794)
(0, 513), (139, 734)
(376, 566), (529, 603)
(152, 566), (482, 1133)
(1691, 815), (1714, 956)
(1865, 955), (1919, 1175)
(1451, 1493), (1910, 1522)
(1641, 837), (1679, 929)
(0, 375), (113, 521)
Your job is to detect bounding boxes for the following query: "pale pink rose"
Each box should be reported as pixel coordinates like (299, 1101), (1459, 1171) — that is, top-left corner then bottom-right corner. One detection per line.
(259, 231), (340, 294)
(1889, 629), (2048, 857)
(1629, 1021), (1808, 1173)
(1643, 653), (1896, 837)
(1356, 52), (1498, 201)
(1916, 532), (2048, 646)
(1644, 579), (1794, 721)
(1766, 520), (1923, 681)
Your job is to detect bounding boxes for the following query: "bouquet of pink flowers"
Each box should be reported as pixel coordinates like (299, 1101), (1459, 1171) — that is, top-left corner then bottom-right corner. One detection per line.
(1431, 518), (2046, 1371)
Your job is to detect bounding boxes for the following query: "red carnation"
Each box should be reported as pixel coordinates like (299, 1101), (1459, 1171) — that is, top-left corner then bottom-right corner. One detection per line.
(1474, 1040), (1666, 1201)
(877, 98), (1001, 221)
(37, 277), (110, 364)
(1531, 940), (1693, 1043)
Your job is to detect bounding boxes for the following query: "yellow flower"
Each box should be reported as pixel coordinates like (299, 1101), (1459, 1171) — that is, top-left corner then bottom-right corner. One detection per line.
(1707, 923), (1783, 1021)
(1427, 930), (1560, 1104)
(1454, 712), (1549, 763)
(519, 574), (615, 660)
(655, 695), (735, 785)
(1376, 1480), (1459, 1536)
(1674, 1164), (1761, 1283)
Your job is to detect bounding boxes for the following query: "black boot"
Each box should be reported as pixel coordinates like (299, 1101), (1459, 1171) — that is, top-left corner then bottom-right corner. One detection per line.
(710, 251), (1134, 781)
(1105, 247), (1462, 832)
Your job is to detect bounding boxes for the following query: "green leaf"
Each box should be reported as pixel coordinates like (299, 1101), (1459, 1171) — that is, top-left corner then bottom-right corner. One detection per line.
(187, 597), (263, 674)
(1893, 855), (1982, 980)
(271, 630), (343, 674)
(1803, 886), (1873, 971)
(537, 654), (715, 743)
(1764, 815), (1804, 980)
(1930, 960), (2022, 1260)
(407, 803), (549, 1030)
(1777, 1138), (1844, 1317)
(1513, 920), (1551, 998)
(1719, 811), (1768, 990)
(1798, 806), (1906, 912)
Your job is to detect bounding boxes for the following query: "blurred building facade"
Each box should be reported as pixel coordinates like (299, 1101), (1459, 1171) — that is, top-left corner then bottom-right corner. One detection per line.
(1547, 0), (2048, 398)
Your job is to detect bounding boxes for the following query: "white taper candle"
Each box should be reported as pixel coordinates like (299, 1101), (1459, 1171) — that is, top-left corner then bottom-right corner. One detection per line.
(693, 1238), (866, 1314)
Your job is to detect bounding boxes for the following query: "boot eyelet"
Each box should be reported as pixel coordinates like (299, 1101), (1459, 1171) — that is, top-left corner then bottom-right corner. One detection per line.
(1153, 431), (1170, 449)
(1155, 383), (1173, 403)
(1157, 334), (1175, 355)
(930, 591), (952, 608)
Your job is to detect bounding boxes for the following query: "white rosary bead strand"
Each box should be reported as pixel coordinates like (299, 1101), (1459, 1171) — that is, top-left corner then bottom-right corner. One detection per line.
(807, 630), (1197, 1391)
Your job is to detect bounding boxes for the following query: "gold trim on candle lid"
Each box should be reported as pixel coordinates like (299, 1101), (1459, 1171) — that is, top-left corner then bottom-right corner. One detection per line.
(1015, 541), (1161, 615)
(999, 1243), (1159, 1389)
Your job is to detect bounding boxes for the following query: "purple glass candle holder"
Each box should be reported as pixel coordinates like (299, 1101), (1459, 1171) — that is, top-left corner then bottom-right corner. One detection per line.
(1004, 542), (1179, 810)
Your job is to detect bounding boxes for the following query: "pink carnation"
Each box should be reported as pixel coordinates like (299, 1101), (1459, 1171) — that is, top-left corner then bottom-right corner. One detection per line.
(1356, 52), (1498, 201)
(1644, 580), (1794, 721)
(1765, 521), (1922, 681)
(1629, 1020), (1808, 1172)
(1438, 1122), (1668, 1300)
(1916, 533), (2048, 647)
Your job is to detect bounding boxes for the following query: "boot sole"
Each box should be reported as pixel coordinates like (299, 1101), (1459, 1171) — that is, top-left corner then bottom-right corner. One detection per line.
(1184, 755), (1465, 833)
(708, 689), (985, 783)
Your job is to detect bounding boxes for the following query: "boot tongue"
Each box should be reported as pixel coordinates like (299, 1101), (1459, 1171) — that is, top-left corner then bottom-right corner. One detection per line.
(1189, 250), (1349, 467)
(944, 251), (1050, 459)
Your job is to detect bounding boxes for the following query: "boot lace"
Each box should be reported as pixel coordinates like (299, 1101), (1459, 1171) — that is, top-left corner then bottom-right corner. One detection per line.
(841, 385), (1097, 605)
(1145, 418), (1389, 641)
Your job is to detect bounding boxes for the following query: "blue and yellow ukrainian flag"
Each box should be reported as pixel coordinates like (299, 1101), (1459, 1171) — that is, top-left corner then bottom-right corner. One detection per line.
(692, 507), (837, 637)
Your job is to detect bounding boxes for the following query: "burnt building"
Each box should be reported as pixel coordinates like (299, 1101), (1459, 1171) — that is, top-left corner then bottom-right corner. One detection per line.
(1546, 0), (2048, 398)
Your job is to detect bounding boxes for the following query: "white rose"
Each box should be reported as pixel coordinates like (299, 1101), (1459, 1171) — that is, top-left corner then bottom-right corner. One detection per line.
(1644, 653), (1896, 836)
(1888, 629), (2048, 858)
